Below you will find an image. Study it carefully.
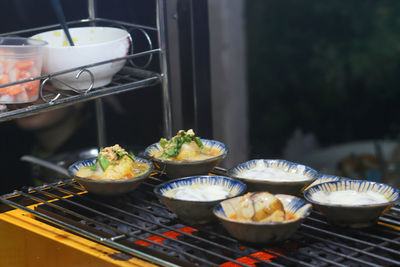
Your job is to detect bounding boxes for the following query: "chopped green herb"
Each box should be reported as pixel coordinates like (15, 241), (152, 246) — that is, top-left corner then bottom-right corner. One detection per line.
(128, 151), (135, 161)
(160, 138), (168, 148)
(90, 164), (97, 171)
(114, 150), (125, 158)
(113, 149), (136, 163)
(88, 146), (137, 172)
(200, 147), (209, 153)
(91, 148), (103, 171)
(99, 156), (110, 171)
(160, 130), (204, 159)
(194, 137), (203, 148)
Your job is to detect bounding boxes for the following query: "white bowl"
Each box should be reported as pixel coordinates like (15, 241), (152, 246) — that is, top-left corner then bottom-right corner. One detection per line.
(32, 26), (130, 90)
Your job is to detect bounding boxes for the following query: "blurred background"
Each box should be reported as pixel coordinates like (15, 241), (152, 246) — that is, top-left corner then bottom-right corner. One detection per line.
(1, 0), (400, 193)
(247, 0), (400, 188)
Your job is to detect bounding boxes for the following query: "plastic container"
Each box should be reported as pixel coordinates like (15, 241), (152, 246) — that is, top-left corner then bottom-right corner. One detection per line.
(0, 37), (47, 103)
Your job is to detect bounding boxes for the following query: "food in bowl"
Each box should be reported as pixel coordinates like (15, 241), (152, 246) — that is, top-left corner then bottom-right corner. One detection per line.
(238, 160), (310, 181)
(32, 26), (130, 90)
(228, 159), (318, 195)
(154, 129), (222, 161)
(311, 189), (388, 205)
(145, 129), (228, 178)
(214, 193), (311, 243)
(75, 144), (149, 180)
(163, 184), (231, 201)
(154, 175), (246, 224)
(68, 145), (153, 195)
(223, 192), (286, 223)
(0, 37), (47, 103)
(303, 179), (400, 228)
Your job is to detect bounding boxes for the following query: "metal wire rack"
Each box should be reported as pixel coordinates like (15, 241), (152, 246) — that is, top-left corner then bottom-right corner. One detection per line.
(1, 170), (399, 267)
(0, 17), (163, 123)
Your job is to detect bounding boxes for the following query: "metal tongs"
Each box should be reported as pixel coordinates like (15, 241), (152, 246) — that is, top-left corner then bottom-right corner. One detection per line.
(20, 155), (70, 177)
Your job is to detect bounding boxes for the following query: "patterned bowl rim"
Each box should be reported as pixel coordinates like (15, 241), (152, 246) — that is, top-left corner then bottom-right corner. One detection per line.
(213, 194), (312, 225)
(227, 159), (319, 184)
(303, 180), (400, 208)
(301, 174), (350, 192)
(317, 174), (349, 180)
(153, 175), (247, 203)
(68, 156), (154, 184)
(144, 139), (228, 165)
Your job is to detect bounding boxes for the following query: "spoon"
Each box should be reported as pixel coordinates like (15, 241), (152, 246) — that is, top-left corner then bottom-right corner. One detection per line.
(51, 0), (75, 46)
(21, 155), (70, 177)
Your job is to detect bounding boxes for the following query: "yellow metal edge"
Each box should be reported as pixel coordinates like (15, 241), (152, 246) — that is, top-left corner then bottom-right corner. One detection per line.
(0, 205), (157, 267)
(378, 221), (400, 231)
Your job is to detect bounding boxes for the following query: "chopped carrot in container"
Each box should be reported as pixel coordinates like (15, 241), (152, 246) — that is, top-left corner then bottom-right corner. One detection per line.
(0, 74), (10, 84)
(7, 85), (24, 96)
(14, 59), (35, 70)
(0, 57), (40, 103)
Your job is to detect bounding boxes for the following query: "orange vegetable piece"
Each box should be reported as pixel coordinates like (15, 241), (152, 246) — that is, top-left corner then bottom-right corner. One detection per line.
(285, 212), (296, 220)
(25, 80), (40, 96)
(0, 74), (10, 84)
(229, 213), (238, 219)
(0, 87), (8, 95)
(27, 87), (39, 97)
(19, 70), (31, 80)
(26, 80), (39, 90)
(1, 59), (9, 70)
(9, 68), (20, 82)
(15, 59), (35, 70)
(7, 84), (24, 96)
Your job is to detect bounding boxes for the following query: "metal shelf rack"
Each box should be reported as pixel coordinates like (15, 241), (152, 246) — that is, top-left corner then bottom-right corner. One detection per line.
(0, 0), (172, 139)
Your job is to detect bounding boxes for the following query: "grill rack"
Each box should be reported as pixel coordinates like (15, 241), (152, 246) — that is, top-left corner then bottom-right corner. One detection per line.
(1, 171), (400, 267)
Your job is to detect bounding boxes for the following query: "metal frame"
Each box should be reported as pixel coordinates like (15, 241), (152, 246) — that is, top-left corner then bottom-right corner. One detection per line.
(0, 0), (173, 140)
(157, 0), (173, 139)
(175, 0), (213, 138)
(87, 0), (107, 147)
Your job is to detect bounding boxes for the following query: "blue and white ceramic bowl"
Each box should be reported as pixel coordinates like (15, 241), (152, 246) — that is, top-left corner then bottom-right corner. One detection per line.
(154, 175), (246, 224)
(303, 180), (400, 228)
(228, 159), (319, 195)
(302, 174), (350, 192)
(68, 157), (153, 196)
(145, 139), (228, 179)
(213, 194), (312, 243)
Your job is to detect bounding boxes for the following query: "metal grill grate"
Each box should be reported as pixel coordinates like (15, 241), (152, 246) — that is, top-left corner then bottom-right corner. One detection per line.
(1, 172), (400, 267)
